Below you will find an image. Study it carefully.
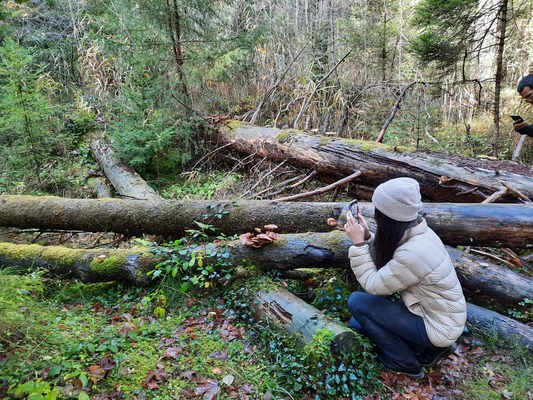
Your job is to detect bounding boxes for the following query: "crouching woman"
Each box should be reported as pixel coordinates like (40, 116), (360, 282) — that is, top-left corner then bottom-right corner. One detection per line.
(344, 177), (466, 379)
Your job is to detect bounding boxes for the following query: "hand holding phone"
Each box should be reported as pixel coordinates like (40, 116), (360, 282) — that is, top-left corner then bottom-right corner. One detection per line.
(511, 115), (524, 123)
(349, 199), (359, 223)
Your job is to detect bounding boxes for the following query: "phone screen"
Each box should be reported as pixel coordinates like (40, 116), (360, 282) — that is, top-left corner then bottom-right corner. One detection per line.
(349, 199), (359, 223)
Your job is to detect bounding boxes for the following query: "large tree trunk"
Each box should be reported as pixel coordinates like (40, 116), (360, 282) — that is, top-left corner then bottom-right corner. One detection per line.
(2, 231), (531, 308)
(216, 122), (533, 202)
(90, 140), (161, 200)
(1, 195), (532, 248)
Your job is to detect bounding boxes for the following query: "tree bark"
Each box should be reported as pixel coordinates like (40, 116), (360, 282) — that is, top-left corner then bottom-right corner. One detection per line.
(216, 121), (533, 202)
(90, 140), (161, 200)
(2, 231), (531, 308)
(1, 195), (533, 248)
(466, 303), (532, 350)
(491, 0), (508, 157)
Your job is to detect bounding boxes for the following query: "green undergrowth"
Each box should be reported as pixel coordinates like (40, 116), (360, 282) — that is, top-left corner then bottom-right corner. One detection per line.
(0, 268), (382, 400)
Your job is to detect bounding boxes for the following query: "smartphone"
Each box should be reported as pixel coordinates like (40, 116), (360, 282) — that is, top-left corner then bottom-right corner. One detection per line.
(348, 199), (359, 223)
(510, 115), (524, 123)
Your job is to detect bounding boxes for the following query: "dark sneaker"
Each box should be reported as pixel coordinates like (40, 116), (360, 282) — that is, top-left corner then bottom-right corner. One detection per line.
(418, 343), (457, 368)
(375, 352), (425, 379)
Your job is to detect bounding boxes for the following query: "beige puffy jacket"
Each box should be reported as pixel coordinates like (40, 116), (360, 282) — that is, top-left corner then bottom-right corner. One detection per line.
(348, 218), (466, 347)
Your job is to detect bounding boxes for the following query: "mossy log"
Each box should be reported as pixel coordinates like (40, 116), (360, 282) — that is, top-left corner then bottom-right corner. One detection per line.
(255, 287), (362, 354)
(217, 121), (533, 202)
(0, 242), (159, 284)
(1, 195), (533, 248)
(1, 230), (531, 308)
(90, 140), (161, 200)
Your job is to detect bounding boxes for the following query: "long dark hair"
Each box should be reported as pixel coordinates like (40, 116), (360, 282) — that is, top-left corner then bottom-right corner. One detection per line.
(373, 208), (414, 269)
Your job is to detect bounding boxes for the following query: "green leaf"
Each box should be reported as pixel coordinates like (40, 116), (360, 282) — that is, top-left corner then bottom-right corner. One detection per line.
(49, 365), (62, 377)
(79, 373), (89, 388)
(78, 391), (90, 400)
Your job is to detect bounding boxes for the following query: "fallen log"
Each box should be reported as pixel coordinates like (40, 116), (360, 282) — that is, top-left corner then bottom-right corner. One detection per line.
(255, 287), (533, 353)
(466, 303), (532, 350)
(86, 177), (113, 199)
(255, 287), (362, 354)
(448, 247), (532, 307)
(1, 230), (531, 309)
(90, 140), (161, 200)
(0, 242), (159, 285)
(216, 121), (533, 202)
(1, 196), (533, 248)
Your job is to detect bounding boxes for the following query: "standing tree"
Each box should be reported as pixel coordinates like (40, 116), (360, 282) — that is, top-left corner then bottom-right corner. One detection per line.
(410, 0), (514, 157)
(0, 39), (63, 188)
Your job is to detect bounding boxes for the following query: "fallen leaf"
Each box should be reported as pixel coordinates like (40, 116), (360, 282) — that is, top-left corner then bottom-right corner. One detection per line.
(164, 346), (184, 359)
(88, 365), (107, 380)
(222, 374), (234, 386)
(194, 379), (219, 400)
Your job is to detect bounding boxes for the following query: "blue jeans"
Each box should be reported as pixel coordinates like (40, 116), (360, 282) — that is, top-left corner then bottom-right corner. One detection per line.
(347, 291), (434, 367)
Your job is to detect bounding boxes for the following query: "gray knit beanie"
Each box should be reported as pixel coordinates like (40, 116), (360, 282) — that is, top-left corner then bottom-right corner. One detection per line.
(372, 177), (422, 222)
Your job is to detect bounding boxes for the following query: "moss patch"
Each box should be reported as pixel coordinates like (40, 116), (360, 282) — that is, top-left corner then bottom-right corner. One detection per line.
(89, 254), (127, 277)
(0, 242), (44, 260)
(41, 246), (83, 265)
(346, 138), (414, 153)
(226, 120), (246, 130)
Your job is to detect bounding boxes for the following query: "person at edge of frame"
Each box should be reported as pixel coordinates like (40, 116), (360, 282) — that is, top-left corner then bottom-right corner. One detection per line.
(513, 74), (533, 138)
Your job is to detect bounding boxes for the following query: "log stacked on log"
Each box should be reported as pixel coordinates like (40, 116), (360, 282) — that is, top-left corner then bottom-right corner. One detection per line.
(0, 128), (530, 354)
(216, 121), (533, 202)
(90, 140), (161, 200)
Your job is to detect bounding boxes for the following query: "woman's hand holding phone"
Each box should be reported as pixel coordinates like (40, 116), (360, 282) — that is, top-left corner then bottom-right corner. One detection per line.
(345, 201), (370, 245)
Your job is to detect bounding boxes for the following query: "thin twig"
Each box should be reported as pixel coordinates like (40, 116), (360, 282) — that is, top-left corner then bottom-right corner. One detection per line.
(469, 248), (514, 268)
(238, 160), (288, 199)
(189, 143), (233, 171)
(250, 45), (307, 124)
(293, 51), (352, 129)
(376, 81), (421, 143)
(288, 170), (318, 189)
(500, 248), (530, 270)
(249, 173), (307, 199)
(275, 170), (361, 202)
(498, 179), (532, 203)
(481, 188), (507, 203)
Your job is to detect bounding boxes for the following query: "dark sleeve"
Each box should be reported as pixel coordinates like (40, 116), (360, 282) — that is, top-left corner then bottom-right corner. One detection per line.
(515, 124), (533, 138)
